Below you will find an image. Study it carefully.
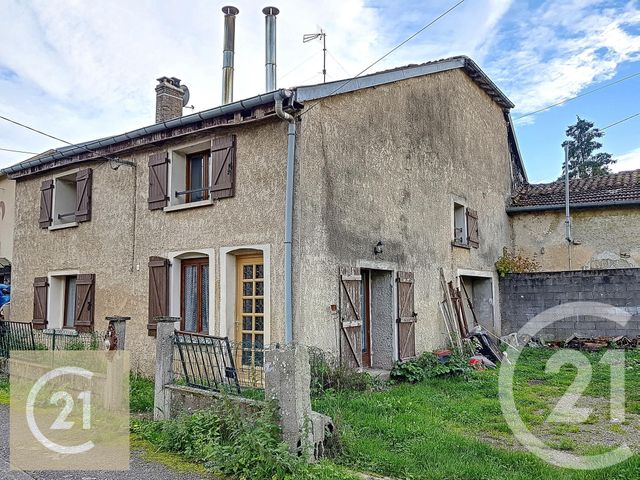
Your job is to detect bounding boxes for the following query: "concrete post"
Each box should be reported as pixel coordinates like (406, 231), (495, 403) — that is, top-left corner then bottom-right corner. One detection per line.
(106, 316), (130, 351)
(264, 344), (313, 460)
(154, 317), (178, 420)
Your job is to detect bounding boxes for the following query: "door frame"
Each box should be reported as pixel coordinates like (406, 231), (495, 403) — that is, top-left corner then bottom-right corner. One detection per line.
(360, 269), (372, 368)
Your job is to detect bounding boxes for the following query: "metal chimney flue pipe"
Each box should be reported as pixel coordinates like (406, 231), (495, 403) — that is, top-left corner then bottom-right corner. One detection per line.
(263, 6), (279, 92)
(221, 6), (239, 105)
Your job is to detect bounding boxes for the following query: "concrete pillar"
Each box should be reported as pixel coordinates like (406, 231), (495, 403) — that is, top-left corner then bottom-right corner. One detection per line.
(154, 317), (178, 420)
(264, 344), (313, 460)
(106, 316), (130, 351)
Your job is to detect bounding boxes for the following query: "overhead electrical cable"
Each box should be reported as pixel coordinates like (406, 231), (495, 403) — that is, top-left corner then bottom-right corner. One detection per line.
(514, 71), (640, 121)
(299, 0), (467, 117)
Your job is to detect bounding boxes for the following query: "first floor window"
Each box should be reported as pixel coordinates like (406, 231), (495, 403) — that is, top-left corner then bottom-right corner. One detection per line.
(453, 202), (468, 245)
(181, 258), (209, 333)
(63, 275), (77, 328)
(186, 151), (210, 203)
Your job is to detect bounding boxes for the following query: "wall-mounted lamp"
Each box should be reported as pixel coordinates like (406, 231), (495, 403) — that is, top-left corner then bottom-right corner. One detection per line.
(374, 241), (384, 255)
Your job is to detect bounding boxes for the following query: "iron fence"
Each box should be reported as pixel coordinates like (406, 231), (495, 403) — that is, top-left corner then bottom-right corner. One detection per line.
(0, 320), (35, 358)
(33, 329), (104, 351)
(173, 331), (242, 393)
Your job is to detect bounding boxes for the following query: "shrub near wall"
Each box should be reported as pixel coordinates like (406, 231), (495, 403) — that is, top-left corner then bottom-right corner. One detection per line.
(500, 268), (640, 340)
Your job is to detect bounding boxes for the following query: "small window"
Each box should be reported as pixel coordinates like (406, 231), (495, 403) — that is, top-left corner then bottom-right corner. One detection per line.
(453, 203), (468, 246)
(63, 276), (77, 328)
(186, 152), (210, 203)
(53, 173), (77, 225)
(181, 258), (209, 333)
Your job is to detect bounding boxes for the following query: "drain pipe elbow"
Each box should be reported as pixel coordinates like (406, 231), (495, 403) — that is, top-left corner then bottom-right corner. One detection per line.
(277, 89), (296, 345)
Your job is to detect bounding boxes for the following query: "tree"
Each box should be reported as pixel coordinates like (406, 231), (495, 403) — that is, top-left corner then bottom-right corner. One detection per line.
(561, 117), (615, 179)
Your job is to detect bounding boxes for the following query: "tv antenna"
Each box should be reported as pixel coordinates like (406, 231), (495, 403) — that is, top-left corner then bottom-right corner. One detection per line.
(303, 29), (327, 83)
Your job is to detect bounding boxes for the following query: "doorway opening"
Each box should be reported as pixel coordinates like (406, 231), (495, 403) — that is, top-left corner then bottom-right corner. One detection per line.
(459, 275), (495, 333)
(360, 269), (395, 370)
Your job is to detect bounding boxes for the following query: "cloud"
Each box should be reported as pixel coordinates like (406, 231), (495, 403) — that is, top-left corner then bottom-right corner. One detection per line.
(488, 0), (640, 118)
(612, 147), (640, 172)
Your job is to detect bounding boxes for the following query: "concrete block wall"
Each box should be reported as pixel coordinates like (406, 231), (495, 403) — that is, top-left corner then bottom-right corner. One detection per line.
(500, 268), (640, 340)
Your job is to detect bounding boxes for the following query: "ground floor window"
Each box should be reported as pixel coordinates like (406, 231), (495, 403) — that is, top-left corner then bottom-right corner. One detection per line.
(235, 254), (264, 367)
(181, 258), (209, 333)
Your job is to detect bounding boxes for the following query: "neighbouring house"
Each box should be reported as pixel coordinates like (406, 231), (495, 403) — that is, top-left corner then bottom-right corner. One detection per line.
(2, 52), (526, 372)
(508, 170), (640, 271)
(0, 172), (15, 285)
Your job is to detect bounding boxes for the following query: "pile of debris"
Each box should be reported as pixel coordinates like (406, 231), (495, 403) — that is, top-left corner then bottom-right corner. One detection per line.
(550, 334), (640, 351)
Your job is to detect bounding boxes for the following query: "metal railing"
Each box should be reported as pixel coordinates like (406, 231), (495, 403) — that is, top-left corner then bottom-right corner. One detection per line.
(0, 320), (35, 358)
(173, 331), (242, 394)
(33, 329), (104, 351)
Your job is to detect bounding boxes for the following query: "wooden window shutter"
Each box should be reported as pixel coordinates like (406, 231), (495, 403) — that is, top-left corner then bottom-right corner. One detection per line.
(210, 135), (236, 200)
(74, 274), (95, 332)
(467, 208), (479, 249)
(339, 266), (362, 369)
(397, 271), (417, 361)
(148, 256), (170, 336)
(39, 180), (54, 228)
(33, 277), (49, 330)
(148, 151), (169, 210)
(75, 168), (93, 223)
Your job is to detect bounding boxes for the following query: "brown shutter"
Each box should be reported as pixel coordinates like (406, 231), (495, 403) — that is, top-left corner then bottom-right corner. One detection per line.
(33, 277), (49, 330)
(148, 151), (169, 210)
(148, 256), (170, 336)
(74, 274), (95, 333)
(339, 266), (362, 368)
(39, 180), (54, 228)
(210, 135), (236, 200)
(397, 271), (417, 361)
(467, 208), (479, 249)
(75, 168), (93, 223)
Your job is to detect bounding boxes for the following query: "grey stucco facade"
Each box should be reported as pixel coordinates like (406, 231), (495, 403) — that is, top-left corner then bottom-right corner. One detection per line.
(6, 60), (521, 372)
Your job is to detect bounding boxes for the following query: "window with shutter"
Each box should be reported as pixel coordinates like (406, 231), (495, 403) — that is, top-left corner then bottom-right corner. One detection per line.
(210, 135), (236, 200)
(74, 274), (95, 333)
(467, 208), (479, 248)
(339, 266), (362, 368)
(397, 271), (417, 361)
(39, 180), (54, 228)
(148, 152), (169, 210)
(33, 277), (48, 329)
(148, 256), (170, 336)
(75, 168), (93, 223)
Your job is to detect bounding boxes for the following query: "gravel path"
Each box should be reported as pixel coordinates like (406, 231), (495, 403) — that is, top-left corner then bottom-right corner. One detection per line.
(0, 405), (212, 480)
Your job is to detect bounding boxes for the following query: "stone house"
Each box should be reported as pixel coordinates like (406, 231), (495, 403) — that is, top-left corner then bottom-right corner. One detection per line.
(508, 170), (640, 271)
(2, 56), (526, 371)
(0, 172), (14, 285)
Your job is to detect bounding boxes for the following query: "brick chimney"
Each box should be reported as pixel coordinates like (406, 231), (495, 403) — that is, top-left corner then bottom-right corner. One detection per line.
(155, 77), (186, 123)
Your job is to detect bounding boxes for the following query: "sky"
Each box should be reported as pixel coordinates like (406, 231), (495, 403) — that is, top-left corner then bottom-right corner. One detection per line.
(0, 0), (639, 183)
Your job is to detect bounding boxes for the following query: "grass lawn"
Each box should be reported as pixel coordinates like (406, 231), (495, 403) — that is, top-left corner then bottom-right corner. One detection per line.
(314, 347), (640, 480)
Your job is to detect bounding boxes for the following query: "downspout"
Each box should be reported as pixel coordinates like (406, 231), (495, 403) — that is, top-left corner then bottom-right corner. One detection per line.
(275, 90), (296, 344)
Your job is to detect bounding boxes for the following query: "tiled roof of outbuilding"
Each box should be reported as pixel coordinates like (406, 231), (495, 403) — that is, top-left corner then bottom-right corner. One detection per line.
(509, 170), (640, 211)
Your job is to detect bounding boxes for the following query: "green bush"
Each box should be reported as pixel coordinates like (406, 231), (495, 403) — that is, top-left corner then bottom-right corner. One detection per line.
(309, 348), (385, 396)
(390, 351), (474, 383)
(132, 399), (305, 479)
(130, 374), (154, 414)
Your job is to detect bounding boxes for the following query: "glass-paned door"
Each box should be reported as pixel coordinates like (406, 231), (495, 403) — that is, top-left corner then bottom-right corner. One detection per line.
(181, 258), (209, 333)
(235, 255), (265, 368)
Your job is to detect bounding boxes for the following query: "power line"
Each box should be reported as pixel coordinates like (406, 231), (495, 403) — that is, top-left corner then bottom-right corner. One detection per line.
(602, 111), (640, 131)
(0, 147), (38, 155)
(300, 0), (466, 117)
(0, 113), (129, 165)
(514, 71), (640, 121)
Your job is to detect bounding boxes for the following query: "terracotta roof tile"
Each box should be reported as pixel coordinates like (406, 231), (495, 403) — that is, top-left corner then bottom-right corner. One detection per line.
(511, 170), (640, 209)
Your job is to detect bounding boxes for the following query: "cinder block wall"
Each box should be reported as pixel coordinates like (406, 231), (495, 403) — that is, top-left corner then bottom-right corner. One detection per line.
(500, 269), (640, 340)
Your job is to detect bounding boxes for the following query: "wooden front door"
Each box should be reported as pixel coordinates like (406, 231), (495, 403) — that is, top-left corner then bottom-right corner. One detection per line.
(235, 255), (265, 369)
